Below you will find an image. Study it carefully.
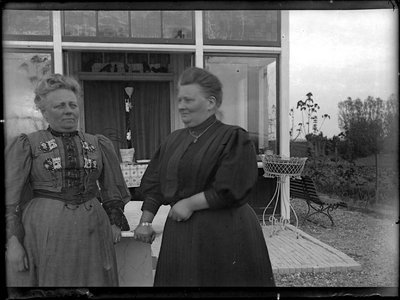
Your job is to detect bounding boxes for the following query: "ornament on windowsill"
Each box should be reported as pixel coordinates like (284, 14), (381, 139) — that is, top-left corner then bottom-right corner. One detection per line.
(125, 99), (132, 112)
(124, 86), (134, 112)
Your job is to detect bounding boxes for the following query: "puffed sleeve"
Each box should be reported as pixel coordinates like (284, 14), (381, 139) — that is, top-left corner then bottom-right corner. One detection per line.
(203, 128), (258, 210)
(96, 135), (131, 230)
(5, 134), (32, 243)
(139, 145), (164, 215)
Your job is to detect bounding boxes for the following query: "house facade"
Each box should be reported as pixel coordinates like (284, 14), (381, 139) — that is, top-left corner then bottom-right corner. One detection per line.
(3, 9), (291, 220)
(3, 9), (290, 158)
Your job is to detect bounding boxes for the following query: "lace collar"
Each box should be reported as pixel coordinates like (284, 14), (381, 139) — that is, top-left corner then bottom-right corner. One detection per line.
(47, 126), (78, 138)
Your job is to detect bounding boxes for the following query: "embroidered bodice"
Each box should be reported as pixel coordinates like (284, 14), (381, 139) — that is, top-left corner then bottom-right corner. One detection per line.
(5, 129), (131, 242)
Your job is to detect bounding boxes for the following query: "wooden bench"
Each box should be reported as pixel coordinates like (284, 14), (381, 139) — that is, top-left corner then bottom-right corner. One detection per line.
(290, 175), (347, 227)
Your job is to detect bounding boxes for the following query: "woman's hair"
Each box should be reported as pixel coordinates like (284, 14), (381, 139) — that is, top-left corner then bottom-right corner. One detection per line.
(34, 74), (82, 111)
(178, 67), (223, 108)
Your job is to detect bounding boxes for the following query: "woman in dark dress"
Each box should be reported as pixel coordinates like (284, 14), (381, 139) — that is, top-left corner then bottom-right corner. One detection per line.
(134, 67), (275, 287)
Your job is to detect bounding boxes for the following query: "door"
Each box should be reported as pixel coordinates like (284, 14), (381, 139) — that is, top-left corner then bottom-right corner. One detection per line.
(84, 81), (171, 160)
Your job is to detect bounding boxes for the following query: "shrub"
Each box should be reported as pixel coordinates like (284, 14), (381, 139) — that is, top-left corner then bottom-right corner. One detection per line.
(303, 161), (398, 207)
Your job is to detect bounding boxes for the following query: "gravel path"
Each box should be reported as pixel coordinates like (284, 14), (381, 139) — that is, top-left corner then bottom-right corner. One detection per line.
(274, 199), (399, 290)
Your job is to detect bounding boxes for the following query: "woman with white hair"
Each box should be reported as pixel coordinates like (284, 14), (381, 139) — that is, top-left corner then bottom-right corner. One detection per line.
(5, 74), (130, 286)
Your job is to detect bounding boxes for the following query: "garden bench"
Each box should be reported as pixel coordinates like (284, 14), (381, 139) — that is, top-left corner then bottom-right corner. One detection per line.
(290, 175), (347, 227)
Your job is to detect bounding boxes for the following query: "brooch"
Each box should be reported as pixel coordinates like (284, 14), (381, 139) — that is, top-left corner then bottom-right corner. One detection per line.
(84, 157), (98, 170)
(39, 139), (58, 152)
(81, 141), (97, 152)
(43, 157), (62, 171)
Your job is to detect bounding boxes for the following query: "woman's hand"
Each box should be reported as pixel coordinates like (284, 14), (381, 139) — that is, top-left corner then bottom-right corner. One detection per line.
(168, 199), (194, 222)
(133, 224), (156, 244)
(6, 236), (29, 272)
(111, 224), (122, 244)
(169, 193), (210, 222)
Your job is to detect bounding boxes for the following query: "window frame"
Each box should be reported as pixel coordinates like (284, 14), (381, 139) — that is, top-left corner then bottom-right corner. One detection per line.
(203, 52), (280, 154)
(2, 48), (54, 69)
(2, 10), (53, 41)
(3, 49), (54, 142)
(61, 11), (195, 45)
(202, 11), (281, 47)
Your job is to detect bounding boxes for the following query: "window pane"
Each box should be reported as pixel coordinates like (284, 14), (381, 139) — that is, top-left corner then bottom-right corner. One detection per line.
(98, 11), (129, 38)
(204, 11), (278, 43)
(162, 11), (192, 39)
(130, 11), (161, 38)
(3, 52), (52, 143)
(81, 52), (103, 72)
(2, 10), (51, 35)
(80, 51), (171, 74)
(64, 11), (96, 37)
(205, 56), (277, 154)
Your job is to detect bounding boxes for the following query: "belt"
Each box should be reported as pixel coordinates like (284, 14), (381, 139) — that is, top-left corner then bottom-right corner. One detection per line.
(33, 188), (96, 205)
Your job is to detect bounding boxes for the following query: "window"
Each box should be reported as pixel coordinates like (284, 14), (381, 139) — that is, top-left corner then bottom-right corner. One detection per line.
(205, 55), (278, 154)
(162, 11), (193, 39)
(204, 11), (280, 46)
(98, 11), (130, 38)
(80, 51), (171, 73)
(64, 11), (96, 37)
(2, 10), (52, 40)
(130, 11), (161, 38)
(3, 52), (53, 144)
(62, 11), (194, 43)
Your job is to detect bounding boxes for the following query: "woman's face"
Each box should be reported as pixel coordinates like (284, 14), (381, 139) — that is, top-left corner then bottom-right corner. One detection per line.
(177, 83), (215, 127)
(41, 89), (80, 132)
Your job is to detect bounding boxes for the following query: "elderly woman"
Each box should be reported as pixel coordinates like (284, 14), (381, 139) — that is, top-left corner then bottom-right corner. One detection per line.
(5, 74), (130, 287)
(134, 67), (275, 286)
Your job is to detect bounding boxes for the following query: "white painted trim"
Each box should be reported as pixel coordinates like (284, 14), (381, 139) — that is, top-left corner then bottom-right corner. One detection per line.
(2, 41), (54, 49)
(258, 68), (266, 150)
(238, 74), (248, 129)
(203, 45), (282, 54)
(279, 10), (290, 158)
(60, 42), (197, 52)
(194, 11), (204, 68)
(3, 43), (281, 56)
(279, 11), (291, 220)
(52, 11), (63, 74)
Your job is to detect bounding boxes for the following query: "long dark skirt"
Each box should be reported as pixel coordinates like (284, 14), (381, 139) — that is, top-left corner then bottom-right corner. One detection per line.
(6, 197), (119, 287)
(154, 203), (275, 287)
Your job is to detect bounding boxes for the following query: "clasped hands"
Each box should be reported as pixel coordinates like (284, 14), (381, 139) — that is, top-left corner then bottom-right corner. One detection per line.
(133, 199), (194, 244)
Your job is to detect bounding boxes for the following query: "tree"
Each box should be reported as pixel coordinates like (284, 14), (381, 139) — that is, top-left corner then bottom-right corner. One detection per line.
(337, 95), (398, 204)
(385, 94), (399, 154)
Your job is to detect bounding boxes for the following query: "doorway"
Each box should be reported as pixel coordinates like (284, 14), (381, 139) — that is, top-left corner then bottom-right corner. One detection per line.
(83, 80), (171, 160)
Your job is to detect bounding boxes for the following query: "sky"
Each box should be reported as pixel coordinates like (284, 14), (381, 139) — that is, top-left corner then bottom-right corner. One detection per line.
(288, 9), (399, 138)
